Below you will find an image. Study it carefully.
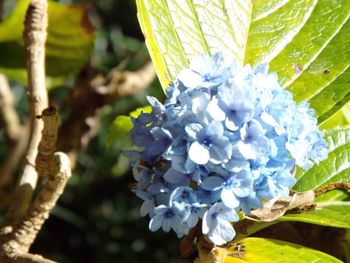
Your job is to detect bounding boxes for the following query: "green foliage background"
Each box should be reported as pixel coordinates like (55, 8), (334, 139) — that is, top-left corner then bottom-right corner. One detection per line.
(0, 0), (177, 262)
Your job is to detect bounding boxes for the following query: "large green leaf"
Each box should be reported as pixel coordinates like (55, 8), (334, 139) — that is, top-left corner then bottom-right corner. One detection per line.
(136, 0), (350, 125)
(320, 102), (350, 130)
(280, 201), (350, 229)
(207, 237), (342, 263)
(294, 127), (350, 193)
(0, 0), (94, 85)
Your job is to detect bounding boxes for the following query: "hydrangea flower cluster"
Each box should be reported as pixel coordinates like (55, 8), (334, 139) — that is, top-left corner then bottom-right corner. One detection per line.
(127, 53), (328, 245)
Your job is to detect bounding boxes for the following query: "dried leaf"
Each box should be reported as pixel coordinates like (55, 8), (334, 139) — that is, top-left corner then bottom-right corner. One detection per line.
(249, 191), (315, 222)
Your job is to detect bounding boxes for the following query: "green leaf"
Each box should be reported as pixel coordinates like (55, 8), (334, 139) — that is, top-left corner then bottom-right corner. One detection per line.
(319, 102), (350, 130)
(288, 127), (350, 227)
(0, 0), (94, 85)
(280, 201), (350, 229)
(211, 237), (342, 263)
(107, 106), (152, 146)
(294, 126), (350, 193)
(136, 0), (350, 125)
(314, 189), (349, 203)
(107, 116), (133, 147)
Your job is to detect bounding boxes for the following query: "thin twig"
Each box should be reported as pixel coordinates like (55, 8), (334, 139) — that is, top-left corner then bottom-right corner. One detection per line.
(0, 75), (26, 189)
(0, 74), (21, 143)
(12, 253), (56, 263)
(5, 0), (48, 226)
(1, 152), (70, 262)
(7, 152), (71, 253)
(0, 123), (29, 190)
(35, 107), (59, 179)
(315, 182), (350, 196)
(93, 61), (156, 98)
(1, 108), (70, 262)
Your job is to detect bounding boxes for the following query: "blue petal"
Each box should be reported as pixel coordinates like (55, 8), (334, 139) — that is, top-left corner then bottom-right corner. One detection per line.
(225, 118), (239, 131)
(146, 96), (165, 111)
(187, 214), (199, 228)
(140, 199), (154, 217)
(221, 188), (239, 208)
(207, 99), (226, 121)
(218, 208), (239, 222)
(236, 141), (256, 160)
(185, 123), (203, 140)
(201, 176), (225, 191)
(224, 159), (249, 173)
(178, 69), (202, 89)
(149, 215), (163, 231)
(210, 139), (232, 163)
(161, 219), (172, 232)
(190, 54), (214, 75)
(189, 142), (210, 165)
(206, 121), (224, 139)
(163, 169), (187, 185)
(191, 92), (210, 113)
(208, 219), (235, 245)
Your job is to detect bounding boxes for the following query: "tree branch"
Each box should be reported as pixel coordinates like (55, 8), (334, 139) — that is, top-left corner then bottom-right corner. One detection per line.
(5, 0), (48, 226)
(0, 74), (21, 143)
(315, 182), (350, 196)
(6, 152), (71, 253)
(35, 107), (59, 179)
(57, 62), (156, 165)
(12, 253), (56, 263)
(93, 61), (156, 99)
(0, 75), (26, 189)
(0, 124), (29, 191)
(1, 108), (70, 262)
(1, 152), (70, 262)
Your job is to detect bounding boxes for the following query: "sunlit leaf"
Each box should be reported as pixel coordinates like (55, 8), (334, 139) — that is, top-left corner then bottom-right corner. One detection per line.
(136, 0), (350, 126)
(320, 102), (350, 129)
(280, 201), (350, 229)
(200, 237), (342, 263)
(294, 127), (350, 193)
(284, 127), (350, 227)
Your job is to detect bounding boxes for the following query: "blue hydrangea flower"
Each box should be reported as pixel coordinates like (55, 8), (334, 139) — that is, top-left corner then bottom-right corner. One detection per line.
(186, 121), (232, 165)
(149, 204), (185, 236)
(177, 53), (233, 89)
(127, 53), (328, 245)
(216, 81), (256, 131)
(202, 202), (239, 245)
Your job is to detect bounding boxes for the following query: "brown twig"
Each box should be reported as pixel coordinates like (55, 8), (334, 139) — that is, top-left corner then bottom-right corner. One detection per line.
(5, 0), (48, 226)
(11, 253), (56, 263)
(57, 61), (156, 165)
(0, 75), (27, 189)
(35, 107), (59, 179)
(1, 152), (71, 262)
(315, 182), (350, 196)
(0, 74), (21, 143)
(6, 152), (71, 254)
(93, 61), (156, 98)
(1, 107), (70, 262)
(0, 123), (29, 191)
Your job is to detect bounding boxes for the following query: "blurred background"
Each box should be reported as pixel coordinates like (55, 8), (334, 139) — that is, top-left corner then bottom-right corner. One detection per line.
(0, 0), (185, 262)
